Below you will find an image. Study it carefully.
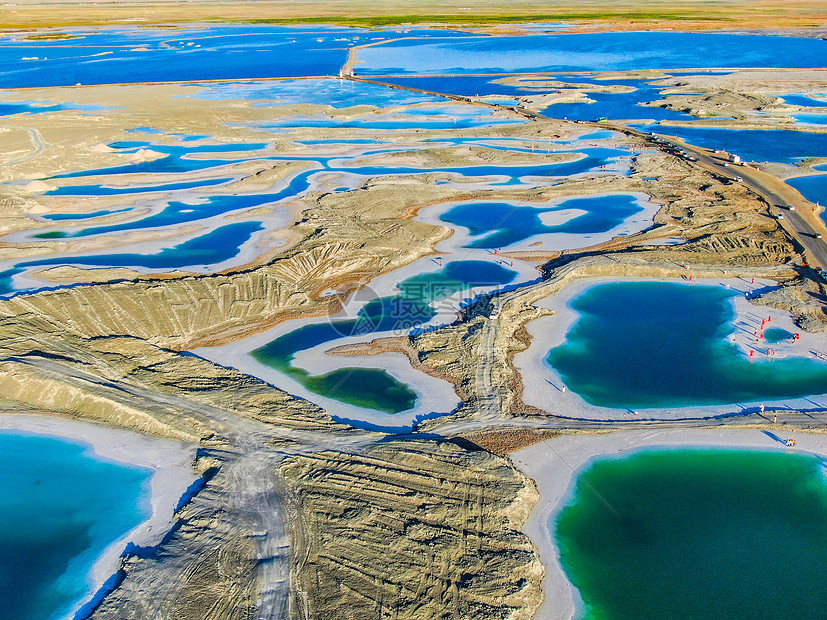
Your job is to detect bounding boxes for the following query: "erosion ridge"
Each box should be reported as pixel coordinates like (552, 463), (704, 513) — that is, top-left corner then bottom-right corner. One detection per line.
(280, 438), (543, 620)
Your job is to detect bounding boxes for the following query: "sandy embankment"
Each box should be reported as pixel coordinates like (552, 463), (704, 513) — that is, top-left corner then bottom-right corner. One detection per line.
(515, 276), (827, 421)
(0, 413), (199, 617)
(511, 428), (827, 620)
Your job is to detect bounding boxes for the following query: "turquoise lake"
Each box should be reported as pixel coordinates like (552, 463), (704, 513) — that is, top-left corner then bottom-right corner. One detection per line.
(546, 281), (827, 408)
(0, 431), (151, 620)
(783, 94), (827, 107)
(251, 260), (516, 413)
(793, 113), (827, 126)
(556, 448), (827, 620)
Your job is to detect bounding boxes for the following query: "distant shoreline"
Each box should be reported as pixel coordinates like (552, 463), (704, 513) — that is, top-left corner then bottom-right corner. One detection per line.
(1, 4), (826, 34)
(0, 413), (199, 619)
(511, 428), (827, 620)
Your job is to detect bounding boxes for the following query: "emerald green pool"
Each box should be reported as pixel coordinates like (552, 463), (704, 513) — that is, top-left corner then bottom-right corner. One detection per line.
(546, 282), (827, 408)
(555, 448), (827, 620)
(251, 259), (516, 413)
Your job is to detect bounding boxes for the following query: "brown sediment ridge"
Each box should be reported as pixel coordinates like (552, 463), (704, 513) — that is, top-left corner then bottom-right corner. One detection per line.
(458, 427), (564, 456)
(280, 438), (543, 620)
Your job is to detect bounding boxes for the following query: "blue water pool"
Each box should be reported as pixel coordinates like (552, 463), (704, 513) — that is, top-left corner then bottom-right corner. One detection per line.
(0, 24), (472, 88)
(46, 177), (233, 196)
(41, 207), (132, 221)
(251, 259), (517, 412)
(440, 194), (645, 249)
(556, 448), (827, 620)
(783, 94), (827, 107)
(641, 126), (827, 164)
(51, 141), (269, 179)
(0, 100), (103, 116)
(0, 431), (151, 620)
(257, 108), (521, 131)
(547, 281), (827, 408)
(793, 113), (827, 126)
(357, 32), (827, 75)
(786, 174), (827, 222)
(21, 222), (262, 271)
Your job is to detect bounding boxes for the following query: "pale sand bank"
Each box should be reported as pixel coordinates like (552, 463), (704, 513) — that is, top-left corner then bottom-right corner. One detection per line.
(515, 276), (827, 421)
(511, 428), (827, 620)
(0, 413), (199, 618)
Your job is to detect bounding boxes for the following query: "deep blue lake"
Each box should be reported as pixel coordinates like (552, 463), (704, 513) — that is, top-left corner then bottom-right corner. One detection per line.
(793, 113), (827, 126)
(22, 222), (262, 271)
(357, 32), (827, 75)
(642, 126), (827, 164)
(51, 141), (268, 179)
(0, 25), (471, 88)
(439, 194), (645, 249)
(786, 173), (827, 213)
(783, 94), (827, 107)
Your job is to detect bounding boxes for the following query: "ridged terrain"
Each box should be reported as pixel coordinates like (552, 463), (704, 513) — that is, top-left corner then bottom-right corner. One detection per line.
(281, 439), (543, 620)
